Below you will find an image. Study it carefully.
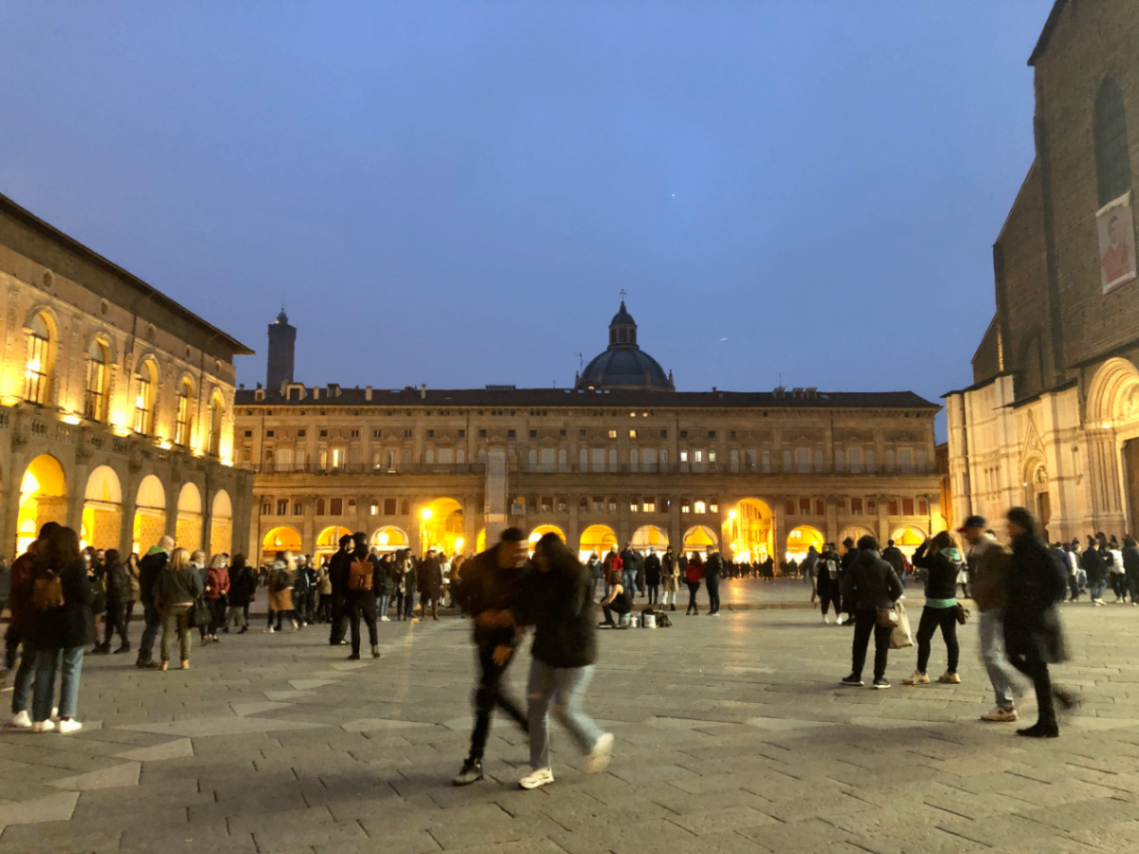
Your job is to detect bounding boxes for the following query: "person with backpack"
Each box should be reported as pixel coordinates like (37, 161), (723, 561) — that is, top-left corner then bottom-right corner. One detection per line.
(684, 553), (704, 615)
(817, 544), (843, 625)
(266, 552), (299, 633)
(345, 533), (380, 660)
(28, 525), (93, 733)
(204, 554), (230, 643)
(395, 549), (417, 621)
(840, 535), (904, 690)
(154, 547), (205, 671)
(1004, 507), (1078, 738)
(7, 523), (58, 728)
(224, 555), (256, 634)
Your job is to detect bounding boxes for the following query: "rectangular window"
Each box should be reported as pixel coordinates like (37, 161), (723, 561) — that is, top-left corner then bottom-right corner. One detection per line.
(401, 499), (410, 515)
(889, 500), (898, 515)
(816, 499), (825, 516)
(479, 429), (487, 438)
(261, 502), (271, 516)
(785, 499), (794, 516)
(458, 429), (466, 438)
(694, 500), (707, 514)
(373, 429), (381, 438)
(903, 498), (914, 516)
(851, 497), (863, 514)
(320, 430), (328, 438)
(629, 429), (637, 439)
(319, 450), (328, 470)
(404, 430), (413, 439)
(867, 498), (876, 513)
(383, 498), (397, 515)
(680, 451), (689, 463)
(330, 498), (343, 515)
(294, 502), (303, 516)
(730, 431), (736, 440)
(799, 497), (810, 514)
(900, 448), (913, 473)
(660, 429), (668, 439)
(762, 451), (771, 473)
(679, 430), (688, 439)
(244, 430), (253, 438)
(541, 496), (553, 513)
(708, 431), (716, 439)
(608, 430), (617, 439)
(849, 448), (863, 474)
(276, 499), (288, 515)
(708, 451), (717, 464)
(694, 449), (704, 463)
(709, 501), (718, 513)
(630, 499), (639, 513)
(331, 448), (344, 468)
(529, 430), (537, 438)
(918, 498), (928, 515)
(608, 499), (617, 513)
(593, 497), (605, 513)
(508, 430), (516, 438)
(643, 499), (656, 513)
(351, 429), (360, 438)
(297, 429), (306, 438)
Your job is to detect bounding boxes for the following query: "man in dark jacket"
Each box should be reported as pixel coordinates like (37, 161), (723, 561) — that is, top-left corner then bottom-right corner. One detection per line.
(643, 548), (662, 606)
(704, 549), (724, 616)
(1081, 537), (1107, 605)
(840, 536), (903, 689)
(451, 527), (530, 787)
(817, 544), (843, 624)
(135, 536), (173, 669)
(418, 549), (444, 621)
(881, 540), (906, 589)
(1123, 536), (1139, 605)
(1004, 507), (1077, 738)
(327, 535), (353, 645)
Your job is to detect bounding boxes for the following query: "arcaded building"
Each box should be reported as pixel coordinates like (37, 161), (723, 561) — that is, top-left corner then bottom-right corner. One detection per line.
(946, 0), (1139, 542)
(237, 302), (941, 564)
(0, 192), (254, 558)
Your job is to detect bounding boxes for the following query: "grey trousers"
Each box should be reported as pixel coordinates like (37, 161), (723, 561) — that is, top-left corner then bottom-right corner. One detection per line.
(527, 659), (604, 769)
(978, 610), (1017, 709)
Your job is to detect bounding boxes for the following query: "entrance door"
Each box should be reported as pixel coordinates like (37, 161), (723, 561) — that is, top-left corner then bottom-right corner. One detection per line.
(1124, 439), (1139, 534)
(1037, 491), (1051, 543)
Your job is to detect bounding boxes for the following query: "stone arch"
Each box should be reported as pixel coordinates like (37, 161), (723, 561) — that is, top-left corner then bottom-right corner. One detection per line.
(317, 525), (353, 556)
(16, 454), (68, 555)
(176, 482), (203, 551)
(83, 325), (119, 367)
(529, 524), (567, 548)
(722, 497), (774, 562)
(1087, 357), (1139, 426)
(210, 489), (234, 555)
(630, 524), (668, 553)
(82, 465), (123, 551)
(579, 524), (617, 561)
(419, 497), (464, 555)
(682, 524), (719, 556)
(263, 526), (302, 562)
(840, 524), (875, 547)
(786, 525), (824, 562)
(371, 525), (410, 552)
(889, 525), (927, 558)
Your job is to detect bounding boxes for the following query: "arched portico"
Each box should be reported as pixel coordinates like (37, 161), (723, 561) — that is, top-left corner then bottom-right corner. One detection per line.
(17, 454), (68, 555)
(722, 498), (774, 563)
(133, 474), (166, 553)
(786, 525), (824, 562)
(83, 465), (123, 551)
(176, 482), (203, 551)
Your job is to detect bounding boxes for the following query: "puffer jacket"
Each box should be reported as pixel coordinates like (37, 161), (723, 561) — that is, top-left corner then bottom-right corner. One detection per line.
(840, 550), (903, 611)
(913, 542), (961, 601)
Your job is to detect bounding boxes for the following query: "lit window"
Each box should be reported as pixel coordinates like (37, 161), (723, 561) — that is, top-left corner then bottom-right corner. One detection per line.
(175, 380), (192, 446)
(24, 314), (52, 405)
(208, 395), (224, 456)
(133, 360), (157, 435)
(629, 429), (637, 439)
(609, 430), (617, 439)
(694, 500), (707, 514)
(680, 451), (689, 463)
(84, 340), (107, 421)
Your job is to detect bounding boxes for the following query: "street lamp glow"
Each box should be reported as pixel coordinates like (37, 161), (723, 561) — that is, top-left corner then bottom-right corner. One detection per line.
(728, 509), (737, 519)
(420, 508), (433, 521)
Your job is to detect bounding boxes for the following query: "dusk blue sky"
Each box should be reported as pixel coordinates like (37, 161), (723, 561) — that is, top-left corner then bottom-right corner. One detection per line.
(0, 2), (1050, 437)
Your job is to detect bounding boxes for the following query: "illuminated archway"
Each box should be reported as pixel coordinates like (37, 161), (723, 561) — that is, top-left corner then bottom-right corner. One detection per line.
(722, 498), (774, 563)
(82, 465), (122, 551)
(839, 525), (875, 548)
(529, 524), (567, 550)
(175, 482), (203, 552)
(133, 474), (167, 554)
(631, 524), (668, 553)
(16, 454), (67, 555)
(786, 525), (824, 562)
(262, 526), (302, 562)
(317, 525), (352, 557)
(579, 524), (617, 562)
(370, 525), (410, 553)
(210, 490), (233, 555)
(419, 497), (464, 555)
(889, 525), (926, 558)
(682, 525), (719, 556)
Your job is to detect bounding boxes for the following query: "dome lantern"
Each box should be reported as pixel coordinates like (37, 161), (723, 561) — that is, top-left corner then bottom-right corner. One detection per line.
(575, 300), (675, 392)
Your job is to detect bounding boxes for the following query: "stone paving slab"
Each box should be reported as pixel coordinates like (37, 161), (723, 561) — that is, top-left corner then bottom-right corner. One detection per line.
(2, 602), (1139, 852)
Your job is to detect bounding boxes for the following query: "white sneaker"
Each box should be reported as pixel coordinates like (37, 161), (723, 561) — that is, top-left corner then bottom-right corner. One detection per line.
(981, 706), (1018, 722)
(8, 710), (31, 729)
(835, 615), (845, 626)
(380, 616), (391, 622)
(267, 627), (276, 633)
(586, 732), (614, 774)
(823, 615), (832, 625)
(519, 766), (554, 790)
(56, 718), (82, 734)
(31, 719), (56, 733)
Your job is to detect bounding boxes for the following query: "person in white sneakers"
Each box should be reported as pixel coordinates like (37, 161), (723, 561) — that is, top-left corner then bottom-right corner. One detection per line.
(28, 525), (93, 734)
(959, 516), (1020, 723)
(517, 533), (613, 790)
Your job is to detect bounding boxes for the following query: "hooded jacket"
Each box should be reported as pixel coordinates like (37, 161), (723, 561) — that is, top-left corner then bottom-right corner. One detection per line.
(913, 542), (961, 602)
(840, 550), (903, 611)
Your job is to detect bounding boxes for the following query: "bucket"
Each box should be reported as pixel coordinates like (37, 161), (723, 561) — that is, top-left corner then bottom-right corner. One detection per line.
(619, 612), (634, 628)
(642, 613), (657, 629)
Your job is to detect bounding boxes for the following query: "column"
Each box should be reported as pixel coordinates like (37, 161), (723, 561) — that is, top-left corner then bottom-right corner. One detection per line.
(484, 446), (508, 545)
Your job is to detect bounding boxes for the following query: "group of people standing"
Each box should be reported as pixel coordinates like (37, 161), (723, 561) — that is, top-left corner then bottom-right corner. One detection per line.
(589, 544), (726, 619)
(838, 509), (1078, 738)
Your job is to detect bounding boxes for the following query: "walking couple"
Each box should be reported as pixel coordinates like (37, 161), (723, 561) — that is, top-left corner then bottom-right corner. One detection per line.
(452, 527), (613, 790)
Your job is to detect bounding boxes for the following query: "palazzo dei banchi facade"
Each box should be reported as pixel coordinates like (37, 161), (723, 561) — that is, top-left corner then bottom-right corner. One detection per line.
(237, 303), (942, 564)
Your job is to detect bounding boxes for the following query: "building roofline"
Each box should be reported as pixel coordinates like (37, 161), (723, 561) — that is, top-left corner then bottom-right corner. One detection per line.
(941, 371), (1016, 398)
(0, 191), (254, 356)
(1028, 0), (1066, 67)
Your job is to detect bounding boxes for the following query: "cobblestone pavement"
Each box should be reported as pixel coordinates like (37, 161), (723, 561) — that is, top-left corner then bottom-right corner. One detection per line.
(2, 595), (1139, 854)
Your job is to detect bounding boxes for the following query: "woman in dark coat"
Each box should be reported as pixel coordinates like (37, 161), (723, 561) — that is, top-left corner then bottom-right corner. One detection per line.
(224, 555), (257, 634)
(96, 549), (132, 654)
(29, 525), (93, 733)
(1004, 507), (1078, 738)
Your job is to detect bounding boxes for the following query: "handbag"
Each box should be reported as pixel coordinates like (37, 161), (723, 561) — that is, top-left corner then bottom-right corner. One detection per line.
(890, 601), (914, 649)
(956, 603), (971, 625)
(190, 597), (211, 628)
(876, 607), (899, 628)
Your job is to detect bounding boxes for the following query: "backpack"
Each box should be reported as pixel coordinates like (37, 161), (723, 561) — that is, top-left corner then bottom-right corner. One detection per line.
(270, 568), (290, 594)
(657, 613), (672, 628)
(348, 558), (374, 592)
(33, 570), (65, 611)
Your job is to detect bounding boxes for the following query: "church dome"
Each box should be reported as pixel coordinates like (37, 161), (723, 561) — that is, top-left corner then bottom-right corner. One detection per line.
(576, 300), (675, 392)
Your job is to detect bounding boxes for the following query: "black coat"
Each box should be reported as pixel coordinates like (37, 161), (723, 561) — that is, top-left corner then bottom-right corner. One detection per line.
(913, 543), (959, 601)
(418, 556), (443, 597)
(227, 565), (258, 608)
(29, 558), (95, 650)
(138, 549), (168, 603)
(455, 548), (529, 648)
(1124, 546), (1139, 577)
(1005, 534), (1069, 664)
(1081, 546), (1106, 584)
(644, 554), (662, 585)
(519, 559), (597, 669)
(840, 550), (903, 611)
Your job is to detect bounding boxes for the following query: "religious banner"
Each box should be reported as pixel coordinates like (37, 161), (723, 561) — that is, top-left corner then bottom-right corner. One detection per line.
(1097, 191), (1137, 294)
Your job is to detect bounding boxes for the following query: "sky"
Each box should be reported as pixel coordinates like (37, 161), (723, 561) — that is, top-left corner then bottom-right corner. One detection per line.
(0, 1), (1052, 437)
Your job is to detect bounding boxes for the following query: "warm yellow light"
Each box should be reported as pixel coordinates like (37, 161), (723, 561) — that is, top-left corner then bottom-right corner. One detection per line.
(20, 471), (40, 497)
(24, 357), (41, 379)
(728, 509), (737, 520)
(60, 414), (81, 425)
(136, 394), (145, 409)
(454, 537), (464, 551)
(158, 440), (172, 450)
(420, 508), (433, 521)
(377, 532), (390, 546)
(529, 531), (541, 543)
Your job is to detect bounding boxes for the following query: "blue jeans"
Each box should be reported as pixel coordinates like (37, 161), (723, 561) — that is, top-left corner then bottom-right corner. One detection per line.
(11, 641), (37, 715)
(1091, 580), (1108, 602)
(622, 570), (636, 597)
(527, 659), (603, 769)
(978, 610), (1016, 709)
(377, 594), (391, 618)
(33, 646), (84, 722)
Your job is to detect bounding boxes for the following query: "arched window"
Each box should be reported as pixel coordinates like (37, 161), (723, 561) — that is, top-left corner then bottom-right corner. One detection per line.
(84, 339), (108, 421)
(208, 395), (224, 456)
(133, 360), (157, 435)
(175, 379), (192, 446)
(24, 314), (52, 405)
(1095, 78), (1132, 206)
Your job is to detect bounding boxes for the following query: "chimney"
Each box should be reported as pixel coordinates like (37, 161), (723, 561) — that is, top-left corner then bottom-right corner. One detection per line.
(365, 385), (373, 401)
(420, 383), (426, 400)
